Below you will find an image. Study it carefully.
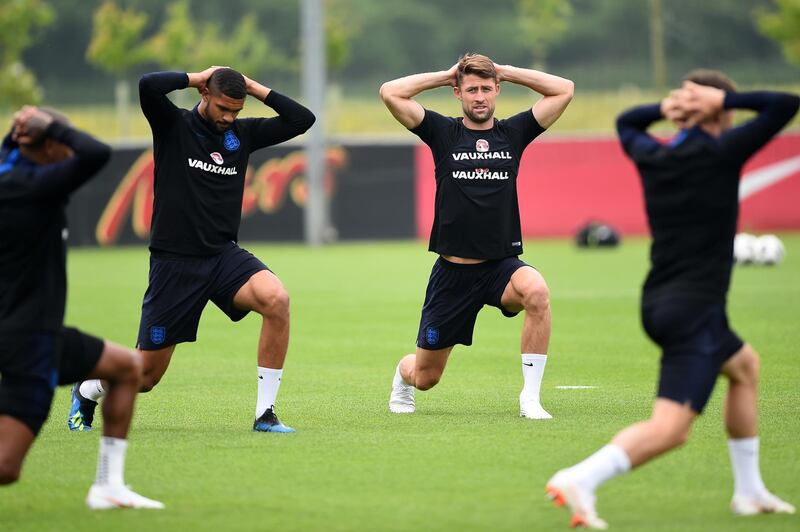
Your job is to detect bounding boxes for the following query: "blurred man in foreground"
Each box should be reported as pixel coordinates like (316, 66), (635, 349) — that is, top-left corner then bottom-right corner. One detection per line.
(0, 106), (162, 509)
(546, 71), (798, 529)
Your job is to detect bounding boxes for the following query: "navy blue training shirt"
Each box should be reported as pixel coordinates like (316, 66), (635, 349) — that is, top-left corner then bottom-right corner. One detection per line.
(617, 91), (799, 303)
(0, 123), (110, 333)
(139, 72), (315, 256)
(411, 109), (545, 260)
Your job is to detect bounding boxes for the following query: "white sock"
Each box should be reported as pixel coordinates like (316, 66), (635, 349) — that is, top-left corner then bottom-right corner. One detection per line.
(520, 354), (547, 404)
(80, 380), (106, 402)
(392, 362), (410, 387)
(567, 444), (631, 493)
(728, 437), (767, 497)
(96, 436), (128, 487)
(256, 367), (283, 418)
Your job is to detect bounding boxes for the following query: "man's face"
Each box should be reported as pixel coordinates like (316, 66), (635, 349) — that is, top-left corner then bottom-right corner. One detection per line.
(202, 91), (245, 132)
(454, 74), (499, 125)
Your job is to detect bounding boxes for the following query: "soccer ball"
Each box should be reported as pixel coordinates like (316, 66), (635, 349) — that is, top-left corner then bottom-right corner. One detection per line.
(733, 233), (758, 265)
(753, 234), (785, 266)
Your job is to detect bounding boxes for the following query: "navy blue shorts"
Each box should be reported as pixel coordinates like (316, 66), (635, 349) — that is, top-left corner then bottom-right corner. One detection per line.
(137, 243), (268, 350)
(642, 299), (744, 414)
(0, 327), (103, 435)
(416, 256), (529, 350)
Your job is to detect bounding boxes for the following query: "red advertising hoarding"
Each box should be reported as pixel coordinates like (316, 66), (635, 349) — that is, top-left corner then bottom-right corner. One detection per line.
(414, 132), (800, 238)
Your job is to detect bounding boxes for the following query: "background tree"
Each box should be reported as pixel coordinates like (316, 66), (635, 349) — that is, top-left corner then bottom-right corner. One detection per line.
(86, 1), (154, 136)
(0, 0), (54, 108)
(755, 0), (800, 66)
(516, 0), (573, 70)
(145, 0), (290, 107)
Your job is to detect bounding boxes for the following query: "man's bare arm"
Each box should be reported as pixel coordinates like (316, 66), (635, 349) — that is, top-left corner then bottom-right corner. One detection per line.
(379, 65), (457, 129)
(496, 65), (574, 128)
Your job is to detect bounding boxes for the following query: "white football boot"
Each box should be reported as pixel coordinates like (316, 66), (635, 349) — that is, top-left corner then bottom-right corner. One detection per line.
(731, 491), (796, 515)
(546, 470), (608, 530)
(520, 392), (552, 419)
(389, 364), (415, 414)
(86, 483), (164, 510)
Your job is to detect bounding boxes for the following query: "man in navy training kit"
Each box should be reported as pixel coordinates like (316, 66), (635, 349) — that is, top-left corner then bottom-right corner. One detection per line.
(0, 106), (162, 509)
(546, 71), (798, 529)
(380, 53), (573, 418)
(69, 67), (315, 433)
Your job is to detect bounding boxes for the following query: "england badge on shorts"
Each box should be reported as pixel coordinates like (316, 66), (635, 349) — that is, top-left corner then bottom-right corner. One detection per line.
(425, 326), (439, 346)
(224, 130), (240, 151)
(150, 326), (166, 345)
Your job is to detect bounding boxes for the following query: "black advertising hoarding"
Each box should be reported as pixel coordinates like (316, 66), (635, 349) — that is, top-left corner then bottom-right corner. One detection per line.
(66, 143), (416, 247)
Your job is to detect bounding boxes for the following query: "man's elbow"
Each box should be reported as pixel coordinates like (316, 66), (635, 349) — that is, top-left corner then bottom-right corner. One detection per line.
(138, 73), (156, 98)
(97, 143), (112, 166)
(83, 142), (112, 174)
(615, 116), (628, 137)
(300, 111), (316, 133)
(378, 83), (394, 104)
(562, 79), (575, 102)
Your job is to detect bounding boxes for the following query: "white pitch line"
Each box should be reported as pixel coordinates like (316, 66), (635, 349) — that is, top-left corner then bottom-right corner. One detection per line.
(555, 385), (597, 389)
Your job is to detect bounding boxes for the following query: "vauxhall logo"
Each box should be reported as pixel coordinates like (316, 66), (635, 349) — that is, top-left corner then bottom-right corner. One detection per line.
(187, 153), (238, 175)
(451, 151), (512, 161)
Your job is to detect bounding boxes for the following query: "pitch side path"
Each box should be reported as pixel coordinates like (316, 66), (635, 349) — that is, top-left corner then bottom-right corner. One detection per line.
(2, 237), (797, 531)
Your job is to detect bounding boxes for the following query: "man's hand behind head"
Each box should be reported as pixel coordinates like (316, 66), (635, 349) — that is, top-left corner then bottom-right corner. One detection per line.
(661, 89), (694, 129)
(11, 106), (54, 146)
(682, 81), (726, 119)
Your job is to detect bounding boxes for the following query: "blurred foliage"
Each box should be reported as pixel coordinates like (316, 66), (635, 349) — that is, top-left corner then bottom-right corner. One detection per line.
(10, 0), (800, 106)
(0, 0), (54, 108)
(86, 1), (153, 76)
(516, 0), (573, 70)
(0, 61), (45, 108)
(326, 0), (359, 73)
(0, 0), (54, 63)
(756, 0), (800, 66)
(145, 0), (289, 75)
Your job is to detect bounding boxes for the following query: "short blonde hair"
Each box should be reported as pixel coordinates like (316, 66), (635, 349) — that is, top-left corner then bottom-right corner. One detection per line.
(457, 53), (497, 86)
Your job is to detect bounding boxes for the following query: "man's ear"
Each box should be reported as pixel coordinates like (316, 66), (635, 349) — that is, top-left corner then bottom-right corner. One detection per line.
(453, 86), (462, 101)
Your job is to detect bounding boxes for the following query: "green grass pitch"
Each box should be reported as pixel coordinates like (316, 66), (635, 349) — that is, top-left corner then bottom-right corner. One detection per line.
(2, 236), (798, 531)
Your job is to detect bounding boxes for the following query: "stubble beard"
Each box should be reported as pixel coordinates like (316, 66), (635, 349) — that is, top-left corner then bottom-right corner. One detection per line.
(463, 104), (494, 125)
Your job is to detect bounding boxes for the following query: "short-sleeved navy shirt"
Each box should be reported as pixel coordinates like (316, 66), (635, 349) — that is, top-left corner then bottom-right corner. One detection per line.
(411, 109), (545, 260)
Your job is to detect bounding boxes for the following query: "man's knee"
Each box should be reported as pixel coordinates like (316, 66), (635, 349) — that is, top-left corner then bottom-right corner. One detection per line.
(724, 345), (760, 385)
(253, 286), (290, 320)
(522, 279), (550, 315)
(651, 418), (692, 448)
(96, 343), (143, 385)
(415, 373), (441, 391)
(0, 457), (21, 485)
(117, 349), (143, 382)
(139, 371), (162, 393)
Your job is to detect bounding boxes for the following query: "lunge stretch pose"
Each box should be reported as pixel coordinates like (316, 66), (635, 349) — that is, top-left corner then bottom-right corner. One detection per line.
(547, 71), (798, 529)
(380, 53), (573, 418)
(70, 67), (315, 433)
(0, 106), (162, 509)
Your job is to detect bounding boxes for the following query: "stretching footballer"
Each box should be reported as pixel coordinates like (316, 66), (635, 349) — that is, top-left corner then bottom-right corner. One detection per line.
(0, 106), (161, 509)
(380, 54), (573, 418)
(547, 71), (798, 529)
(69, 67), (315, 433)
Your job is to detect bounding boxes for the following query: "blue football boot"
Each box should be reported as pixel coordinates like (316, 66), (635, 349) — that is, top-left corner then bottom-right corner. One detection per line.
(67, 383), (97, 432)
(253, 407), (295, 433)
